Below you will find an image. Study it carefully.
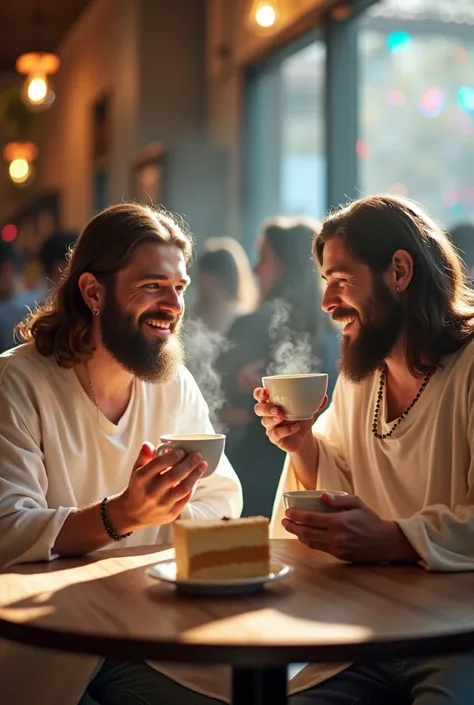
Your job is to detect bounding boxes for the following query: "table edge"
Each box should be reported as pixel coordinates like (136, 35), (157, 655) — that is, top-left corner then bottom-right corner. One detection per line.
(2, 617), (474, 666)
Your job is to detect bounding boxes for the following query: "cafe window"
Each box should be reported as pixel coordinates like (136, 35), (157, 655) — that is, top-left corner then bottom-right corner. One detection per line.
(244, 35), (326, 252)
(359, 0), (474, 227)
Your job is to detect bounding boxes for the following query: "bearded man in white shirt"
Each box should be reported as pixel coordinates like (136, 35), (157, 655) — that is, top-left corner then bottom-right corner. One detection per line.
(0, 203), (243, 705)
(254, 194), (474, 704)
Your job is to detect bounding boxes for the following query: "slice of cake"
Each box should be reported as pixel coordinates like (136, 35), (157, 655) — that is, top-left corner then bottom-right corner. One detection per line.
(173, 516), (270, 580)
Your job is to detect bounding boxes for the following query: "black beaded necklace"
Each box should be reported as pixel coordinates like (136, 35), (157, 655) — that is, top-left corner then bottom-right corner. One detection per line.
(372, 367), (432, 440)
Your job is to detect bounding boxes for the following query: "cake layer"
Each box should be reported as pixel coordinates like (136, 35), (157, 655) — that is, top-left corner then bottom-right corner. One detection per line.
(175, 526), (268, 558)
(173, 516), (270, 580)
(189, 545), (269, 574)
(190, 559), (270, 580)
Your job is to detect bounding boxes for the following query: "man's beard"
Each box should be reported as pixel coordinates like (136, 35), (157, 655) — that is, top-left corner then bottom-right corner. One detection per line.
(336, 276), (404, 383)
(99, 286), (184, 383)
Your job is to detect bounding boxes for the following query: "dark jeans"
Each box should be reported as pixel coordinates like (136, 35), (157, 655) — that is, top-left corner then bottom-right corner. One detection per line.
(80, 654), (474, 704)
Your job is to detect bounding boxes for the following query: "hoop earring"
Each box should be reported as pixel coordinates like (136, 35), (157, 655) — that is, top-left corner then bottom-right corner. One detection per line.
(92, 305), (100, 316)
(396, 286), (401, 293)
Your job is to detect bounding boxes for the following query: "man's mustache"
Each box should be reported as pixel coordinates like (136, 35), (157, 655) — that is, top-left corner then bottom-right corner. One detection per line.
(332, 308), (358, 323)
(139, 311), (180, 329)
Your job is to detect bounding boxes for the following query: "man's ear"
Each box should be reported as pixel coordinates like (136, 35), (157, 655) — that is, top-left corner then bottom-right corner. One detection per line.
(78, 272), (104, 314)
(387, 249), (413, 293)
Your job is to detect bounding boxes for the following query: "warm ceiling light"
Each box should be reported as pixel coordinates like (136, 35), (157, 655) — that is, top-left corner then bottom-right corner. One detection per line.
(246, 0), (286, 35)
(15, 52), (60, 111)
(256, 4), (276, 27)
(27, 75), (48, 104)
(3, 142), (38, 187)
(9, 159), (30, 184)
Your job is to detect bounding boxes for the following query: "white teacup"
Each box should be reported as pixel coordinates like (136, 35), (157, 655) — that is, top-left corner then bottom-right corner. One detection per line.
(283, 490), (348, 513)
(262, 373), (328, 421)
(155, 433), (225, 479)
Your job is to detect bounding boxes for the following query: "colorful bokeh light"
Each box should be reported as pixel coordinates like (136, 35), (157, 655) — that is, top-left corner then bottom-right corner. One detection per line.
(1, 224), (18, 242)
(419, 88), (445, 118)
(387, 31), (412, 53)
(457, 86), (474, 114)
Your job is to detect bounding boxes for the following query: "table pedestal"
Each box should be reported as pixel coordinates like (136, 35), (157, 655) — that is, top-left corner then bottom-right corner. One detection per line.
(232, 666), (288, 705)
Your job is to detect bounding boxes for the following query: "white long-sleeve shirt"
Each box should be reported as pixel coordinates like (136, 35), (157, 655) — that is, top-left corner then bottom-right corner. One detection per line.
(273, 337), (474, 572)
(269, 338), (474, 701)
(0, 343), (242, 705)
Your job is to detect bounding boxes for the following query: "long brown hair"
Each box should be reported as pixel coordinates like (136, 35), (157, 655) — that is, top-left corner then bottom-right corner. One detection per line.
(17, 203), (193, 367)
(313, 194), (474, 375)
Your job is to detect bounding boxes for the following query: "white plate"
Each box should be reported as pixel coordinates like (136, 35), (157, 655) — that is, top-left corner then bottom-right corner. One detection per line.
(146, 559), (291, 596)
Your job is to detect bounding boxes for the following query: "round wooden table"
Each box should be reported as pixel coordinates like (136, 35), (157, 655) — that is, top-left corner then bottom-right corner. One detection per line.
(2, 539), (474, 705)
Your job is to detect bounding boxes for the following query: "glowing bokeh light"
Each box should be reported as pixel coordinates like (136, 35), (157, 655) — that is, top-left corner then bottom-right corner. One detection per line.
(1, 224), (18, 242)
(255, 4), (276, 28)
(9, 158), (30, 184)
(419, 88), (445, 118)
(458, 86), (474, 114)
(387, 31), (412, 53)
(26, 75), (48, 104)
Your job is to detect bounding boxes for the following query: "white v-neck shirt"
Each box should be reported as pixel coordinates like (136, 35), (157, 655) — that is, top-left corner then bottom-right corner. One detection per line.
(0, 343), (242, 705)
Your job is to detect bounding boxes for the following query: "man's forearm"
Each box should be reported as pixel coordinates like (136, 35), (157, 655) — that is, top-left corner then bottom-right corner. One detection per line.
(53, 494), (137, 557)
(289, 433), (319, 490)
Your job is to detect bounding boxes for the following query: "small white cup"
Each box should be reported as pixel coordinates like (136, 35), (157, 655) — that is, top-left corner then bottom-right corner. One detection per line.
(283, 490), (348, 513)
(155, 433), (225, 478)
(263, 373), (328, 421)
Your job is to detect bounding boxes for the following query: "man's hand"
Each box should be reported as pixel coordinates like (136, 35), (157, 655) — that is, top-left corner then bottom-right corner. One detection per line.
(113, 442), (207, 532)
(54, 443), (207, 558)
(282, 493), (419, 564)
(253, 387), (327, 453)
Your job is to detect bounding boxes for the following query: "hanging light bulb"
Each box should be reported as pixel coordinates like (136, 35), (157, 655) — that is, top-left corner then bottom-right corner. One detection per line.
(9, 158), (31, 184)
(26, 74), (49, 104)
(15, 52), (59, 111)
(3, 142), (38, 187)
(246, 0), (286, 36)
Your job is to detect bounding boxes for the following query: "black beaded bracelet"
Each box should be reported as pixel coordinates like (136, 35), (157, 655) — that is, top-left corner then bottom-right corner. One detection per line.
(100, 496), (133, 542)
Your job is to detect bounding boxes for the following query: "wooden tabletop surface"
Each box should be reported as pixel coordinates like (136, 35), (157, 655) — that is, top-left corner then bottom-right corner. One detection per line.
(1, 539), (474, 666)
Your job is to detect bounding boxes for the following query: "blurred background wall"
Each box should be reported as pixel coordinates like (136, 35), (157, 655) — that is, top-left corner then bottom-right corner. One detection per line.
(1, 0), (474, 268)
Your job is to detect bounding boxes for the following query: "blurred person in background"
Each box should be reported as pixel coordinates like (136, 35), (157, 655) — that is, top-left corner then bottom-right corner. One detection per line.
(0, 240), (42, 353)
(39, 230), (78, 292)
(191, 236), (257, 334)
(450, 222), (474, 280)
(217, 216), (332, 517)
